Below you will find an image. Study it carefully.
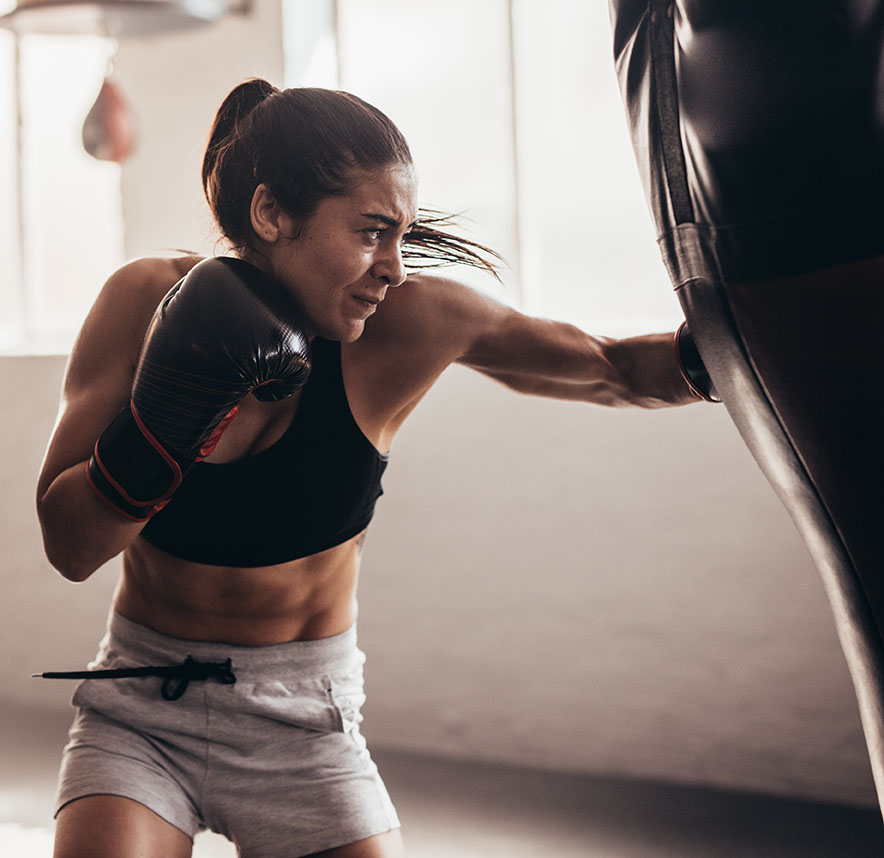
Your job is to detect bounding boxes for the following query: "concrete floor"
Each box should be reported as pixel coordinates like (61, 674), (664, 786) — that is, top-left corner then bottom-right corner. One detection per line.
(2, 703), (883, 858)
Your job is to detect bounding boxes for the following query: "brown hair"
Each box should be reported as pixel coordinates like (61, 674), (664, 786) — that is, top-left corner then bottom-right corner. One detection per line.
(202, 79), (501, 279)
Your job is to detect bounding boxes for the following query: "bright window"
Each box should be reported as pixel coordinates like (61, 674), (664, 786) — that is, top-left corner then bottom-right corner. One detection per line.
(0, 28), (22, 348)
(329, 0), (682, 334)
(336, 0), (518, 300)
(0, 31), (125, 354)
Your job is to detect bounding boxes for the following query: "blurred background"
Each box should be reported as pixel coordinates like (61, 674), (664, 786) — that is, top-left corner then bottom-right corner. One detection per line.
(0, 1), (882, 855)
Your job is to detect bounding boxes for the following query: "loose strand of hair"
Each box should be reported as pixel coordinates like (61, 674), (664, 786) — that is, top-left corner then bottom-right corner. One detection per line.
(403, 208), (505, 282)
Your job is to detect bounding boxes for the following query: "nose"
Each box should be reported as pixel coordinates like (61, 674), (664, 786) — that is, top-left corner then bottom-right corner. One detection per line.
(372, 244), (407, 288)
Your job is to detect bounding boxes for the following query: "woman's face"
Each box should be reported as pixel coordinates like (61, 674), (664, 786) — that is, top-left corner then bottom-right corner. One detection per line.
(262, 164), (418, 342)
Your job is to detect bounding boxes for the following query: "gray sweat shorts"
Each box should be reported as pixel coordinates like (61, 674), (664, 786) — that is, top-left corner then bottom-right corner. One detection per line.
(55, 611), (400, 857)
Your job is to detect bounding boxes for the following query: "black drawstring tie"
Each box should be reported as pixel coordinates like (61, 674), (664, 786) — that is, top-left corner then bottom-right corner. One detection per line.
(34, 656), (237, 701)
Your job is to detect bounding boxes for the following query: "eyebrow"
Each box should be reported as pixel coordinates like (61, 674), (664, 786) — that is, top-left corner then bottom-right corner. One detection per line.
(360, 212), (419, 230)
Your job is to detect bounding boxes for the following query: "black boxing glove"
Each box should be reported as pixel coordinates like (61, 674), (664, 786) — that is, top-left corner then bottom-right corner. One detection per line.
(675, 321), (720, 403)
(87, 257), (311, 521)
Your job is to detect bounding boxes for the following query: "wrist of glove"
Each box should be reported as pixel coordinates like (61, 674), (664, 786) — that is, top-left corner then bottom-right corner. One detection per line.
(86, 401), (191, 522)
(675, 322), (721, 403)
(87, 394), (243, 523)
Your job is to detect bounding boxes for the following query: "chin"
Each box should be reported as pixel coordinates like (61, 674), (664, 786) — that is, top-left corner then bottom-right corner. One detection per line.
(341, 323), (366, 343)
(322, 319), (365, 343)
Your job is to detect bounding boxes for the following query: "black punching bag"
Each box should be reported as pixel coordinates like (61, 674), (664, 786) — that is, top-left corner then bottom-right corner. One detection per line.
(609, 0), (884, 811)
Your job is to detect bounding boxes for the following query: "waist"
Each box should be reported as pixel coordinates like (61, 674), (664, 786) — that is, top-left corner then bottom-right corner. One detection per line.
(92, 610), (362, 680)
(117, 535), (362, 646)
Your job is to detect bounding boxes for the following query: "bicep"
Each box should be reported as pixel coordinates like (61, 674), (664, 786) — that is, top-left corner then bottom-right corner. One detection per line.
(458, 307), (615, 384)
(376, 275), (612, 385)
(37, 371), (132, 502)
(358, 276), (615, 416)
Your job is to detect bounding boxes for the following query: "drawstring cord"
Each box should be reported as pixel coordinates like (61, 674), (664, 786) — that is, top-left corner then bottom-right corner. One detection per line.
(34, 656), (237, 701)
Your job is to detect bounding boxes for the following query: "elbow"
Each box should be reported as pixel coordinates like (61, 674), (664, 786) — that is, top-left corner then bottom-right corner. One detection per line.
(36, 500), (99, 583)
(41, 532), (99, 583)
(55, 560), (98, 584)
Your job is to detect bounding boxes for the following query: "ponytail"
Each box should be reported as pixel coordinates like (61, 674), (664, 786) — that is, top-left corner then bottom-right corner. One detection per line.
(202, 78), (279, 246)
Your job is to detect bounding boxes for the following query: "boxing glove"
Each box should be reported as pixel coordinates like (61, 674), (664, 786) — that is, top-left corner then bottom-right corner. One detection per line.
(675, 322), (720, 403)
(87, 257), (311, 521)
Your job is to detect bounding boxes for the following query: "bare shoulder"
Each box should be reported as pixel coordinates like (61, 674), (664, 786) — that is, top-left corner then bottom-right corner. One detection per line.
(343, 272), (516, 443)
(66, 255), (203, 390)
(363, 272), (511, 351)
(96, 254), (201, 321)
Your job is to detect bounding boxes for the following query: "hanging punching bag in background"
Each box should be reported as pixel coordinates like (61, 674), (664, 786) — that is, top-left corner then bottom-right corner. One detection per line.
(608, 0), (884, 812)
(82, 73), (137, 163)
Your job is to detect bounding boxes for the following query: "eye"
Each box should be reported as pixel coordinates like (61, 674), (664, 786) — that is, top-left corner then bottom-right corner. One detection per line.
(362, 228), (385, 242)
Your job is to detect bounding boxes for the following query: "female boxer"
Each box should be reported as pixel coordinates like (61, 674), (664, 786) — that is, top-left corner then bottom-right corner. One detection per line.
(36, 78), (713, 858)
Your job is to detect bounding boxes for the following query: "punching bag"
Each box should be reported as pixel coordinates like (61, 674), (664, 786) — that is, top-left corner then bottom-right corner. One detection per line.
(82, 74), (137, 163)
(609, 0), (884, 810)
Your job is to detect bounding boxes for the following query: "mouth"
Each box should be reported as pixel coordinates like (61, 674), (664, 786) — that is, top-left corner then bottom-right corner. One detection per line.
(352, 293), (382, 312)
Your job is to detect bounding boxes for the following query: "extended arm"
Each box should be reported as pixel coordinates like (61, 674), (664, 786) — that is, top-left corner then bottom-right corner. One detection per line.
(363, 274), (711, 418)
(459, 308), (702, 408)
(413, 273), (704, 407)
(363, 273), (712, 415)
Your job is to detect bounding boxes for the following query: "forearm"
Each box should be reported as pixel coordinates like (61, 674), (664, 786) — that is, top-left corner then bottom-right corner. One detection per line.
(603, 331), (704, 407)
(37, 463), (145, 582)
(473, 321), (701, 408)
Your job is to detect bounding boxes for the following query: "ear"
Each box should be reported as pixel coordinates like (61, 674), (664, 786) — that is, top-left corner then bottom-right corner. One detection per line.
(249, 183), (289, 243)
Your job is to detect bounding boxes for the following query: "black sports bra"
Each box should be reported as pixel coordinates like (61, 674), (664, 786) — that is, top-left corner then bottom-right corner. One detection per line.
(139, 338), (388, 567)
